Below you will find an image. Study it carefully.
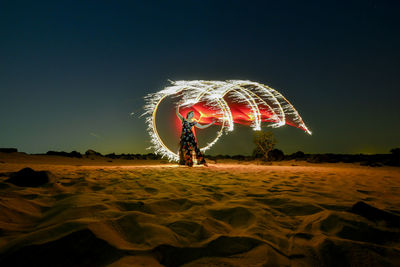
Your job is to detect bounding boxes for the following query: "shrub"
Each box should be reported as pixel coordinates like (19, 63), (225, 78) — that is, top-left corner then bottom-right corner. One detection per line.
(252, 130), (276, 161)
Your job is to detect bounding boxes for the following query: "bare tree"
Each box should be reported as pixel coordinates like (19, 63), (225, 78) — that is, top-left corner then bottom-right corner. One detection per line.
(252, 130), (277, 161)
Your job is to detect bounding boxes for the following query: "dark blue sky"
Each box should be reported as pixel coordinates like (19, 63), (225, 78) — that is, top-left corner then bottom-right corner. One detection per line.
(1, 0), (399, 155)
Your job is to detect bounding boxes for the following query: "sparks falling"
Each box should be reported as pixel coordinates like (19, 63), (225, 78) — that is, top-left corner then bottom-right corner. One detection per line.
(142, 80), (312, 161)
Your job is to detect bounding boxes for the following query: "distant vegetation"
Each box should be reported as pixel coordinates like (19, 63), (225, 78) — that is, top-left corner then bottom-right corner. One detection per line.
(0, 148), (18, 153)
(46, 149), (163, 160)
(208, 149), (400, 167)
(1, 147), (399, 167)
(391, 148), (400, 156)
(46, 151), (83, 158)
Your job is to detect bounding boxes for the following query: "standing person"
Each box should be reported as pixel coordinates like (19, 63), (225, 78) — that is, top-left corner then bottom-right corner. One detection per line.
(176, 104), (216, 167)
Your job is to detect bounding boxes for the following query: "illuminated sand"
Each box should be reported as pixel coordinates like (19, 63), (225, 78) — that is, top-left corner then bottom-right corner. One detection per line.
(0, 154), (400, 266)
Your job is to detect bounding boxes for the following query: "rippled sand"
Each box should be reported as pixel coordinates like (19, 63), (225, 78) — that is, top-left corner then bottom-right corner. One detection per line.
(0, 153), (399, 266)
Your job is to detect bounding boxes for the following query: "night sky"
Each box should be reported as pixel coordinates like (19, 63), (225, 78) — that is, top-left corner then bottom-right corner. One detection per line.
(1, 0), (399, 156)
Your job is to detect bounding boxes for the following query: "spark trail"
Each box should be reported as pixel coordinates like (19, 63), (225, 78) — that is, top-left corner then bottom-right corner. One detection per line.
(142, 80), (311, 161)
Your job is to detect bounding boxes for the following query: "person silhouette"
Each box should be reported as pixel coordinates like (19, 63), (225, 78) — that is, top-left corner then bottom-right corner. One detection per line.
(176, 105), (216, 166)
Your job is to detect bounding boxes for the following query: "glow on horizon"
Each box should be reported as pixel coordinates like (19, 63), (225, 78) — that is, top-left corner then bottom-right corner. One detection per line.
(142, 80), (311, 161)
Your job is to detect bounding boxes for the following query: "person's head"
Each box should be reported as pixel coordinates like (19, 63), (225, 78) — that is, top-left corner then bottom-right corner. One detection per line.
(186, 111), (194, 119)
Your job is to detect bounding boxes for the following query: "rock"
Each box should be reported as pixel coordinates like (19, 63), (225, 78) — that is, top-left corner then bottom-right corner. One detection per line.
(5, 168), (54, 187)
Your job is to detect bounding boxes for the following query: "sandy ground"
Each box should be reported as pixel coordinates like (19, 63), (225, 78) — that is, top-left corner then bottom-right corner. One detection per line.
(0, 152), (399, 266)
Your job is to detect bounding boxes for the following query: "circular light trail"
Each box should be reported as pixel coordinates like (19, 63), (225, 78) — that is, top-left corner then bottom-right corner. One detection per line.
(142, 80), (311, 161)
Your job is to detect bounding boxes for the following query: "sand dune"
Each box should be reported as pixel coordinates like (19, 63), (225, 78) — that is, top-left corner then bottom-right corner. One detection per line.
(0, 153), (399, 266)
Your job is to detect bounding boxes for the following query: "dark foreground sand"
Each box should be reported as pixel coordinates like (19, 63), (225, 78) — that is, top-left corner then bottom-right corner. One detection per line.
(0, 153), (399, 266)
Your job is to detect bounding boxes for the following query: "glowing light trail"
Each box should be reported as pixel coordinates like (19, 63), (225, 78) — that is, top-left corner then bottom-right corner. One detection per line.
(142, 80), (311, 161)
